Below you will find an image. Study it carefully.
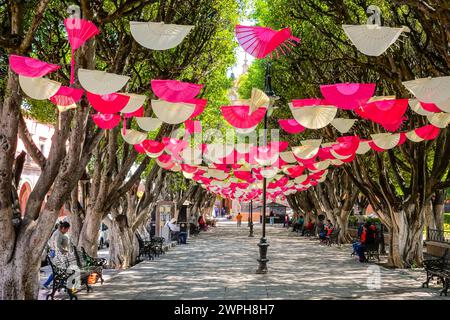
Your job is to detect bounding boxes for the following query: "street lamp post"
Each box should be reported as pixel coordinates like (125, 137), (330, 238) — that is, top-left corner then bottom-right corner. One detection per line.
(256, 62), (276, 274)
(248, 199), (254, 237)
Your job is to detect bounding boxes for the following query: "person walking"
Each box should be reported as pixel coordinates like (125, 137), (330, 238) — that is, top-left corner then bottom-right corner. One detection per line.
(236, 212), (242, 227)
(269, 211), (275, 225)
(43, 221), (71, 289)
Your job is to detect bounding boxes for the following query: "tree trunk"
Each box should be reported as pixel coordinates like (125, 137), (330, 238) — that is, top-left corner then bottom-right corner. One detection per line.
(78, 208), (104, 256)
(388, 209), (424, 268)
(108, 218), (138, 269)
(335, 212), (352, 244)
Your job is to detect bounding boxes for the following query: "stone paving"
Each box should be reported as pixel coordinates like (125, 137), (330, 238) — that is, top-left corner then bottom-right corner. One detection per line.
(81, 222), (446, 300)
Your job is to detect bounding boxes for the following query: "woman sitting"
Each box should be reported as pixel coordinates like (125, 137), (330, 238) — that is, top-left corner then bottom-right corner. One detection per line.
(198, 215), (208, 231)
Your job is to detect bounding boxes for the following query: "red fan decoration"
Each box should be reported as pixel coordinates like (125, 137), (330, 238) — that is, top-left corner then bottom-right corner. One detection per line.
(235, 25), (300, 59)
(320, 83), (375, 110)
(86, 92), (130, 114)
(415, 125), (440, 140)
(221, 105), (266, 129)
(9, 55), (60, 77)
(50, 86), (84, 106)
(420, 102), (442, 113)
(142, 140), (165, 154)
(64, 18), (100, 84)
(278, 119), (305, 134)
(331, 136), (360, 157)
(151, 80), (203, 103)
(186, 98), (208, 119)
(356, 99), (408, 129)
(92, 114), (121, 129)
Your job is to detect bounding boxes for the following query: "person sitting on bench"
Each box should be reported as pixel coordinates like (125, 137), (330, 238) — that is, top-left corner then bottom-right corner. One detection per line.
(352, 222), (376, 262)
(319, 220), (333, 241)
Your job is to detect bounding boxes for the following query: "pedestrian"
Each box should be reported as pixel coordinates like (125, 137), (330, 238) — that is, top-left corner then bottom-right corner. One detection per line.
(236, 212), (242, 227)
(269, 211), (275, 225)
(221, 207), (226, 217)
(43, 221), (71, 289)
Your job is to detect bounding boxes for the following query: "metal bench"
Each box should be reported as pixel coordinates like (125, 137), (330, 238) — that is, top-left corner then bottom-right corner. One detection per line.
(325, 228), (340, 246)
(422, 249), (450, 296)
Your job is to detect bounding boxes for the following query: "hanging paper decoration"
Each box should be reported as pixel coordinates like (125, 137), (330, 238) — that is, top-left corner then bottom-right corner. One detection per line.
(331, 118), (357, 133)
(50, 86), (84, 106)
(342, 5), (409, 56)
(187, 99), (207, 119)
(121, 129), (147, 145)
(121, 94), (147, 114)
(130, 21), (193, 50)
(151, 100), (196, 124)
(135, 117), (162, 132)
(221, 105), (266, 129)
(86, 92), (130, 114)
(151, 79), (203, 103)
(320, 83), (375, 110)
(248, 88), (270, 114)
(19, 76), (61, 100)
(331, 136), (360, 157)
(124, 107), (144, 118)
(92, 114), (121, 129)
(235, 126), (258, 134)
(403, 77), (450, 112)
(292, 140), (321, 160)
(426, 113), (450, 128)
(78, 69), (129, 95)
(289, 99), (337, 129)
(141, 140), (165, 157)
(279, 151), (297, 163)
(278, 119), (306, 134)
(64, 18), (99, 84)
(356, 141), (371, 154)
(56, 104), (77, 113)
(184, 120), (202, 135)
(370, 133), (401, 150)
(356, 99), (408, 130)
(406, 124), (440, 142)
(156, 153), (175, 170)
(9, 55), (60, 77)
(235, 25), (300, 59)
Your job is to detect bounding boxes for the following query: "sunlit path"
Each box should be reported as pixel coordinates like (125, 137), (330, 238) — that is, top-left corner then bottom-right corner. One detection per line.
(82, 222), (445, 300)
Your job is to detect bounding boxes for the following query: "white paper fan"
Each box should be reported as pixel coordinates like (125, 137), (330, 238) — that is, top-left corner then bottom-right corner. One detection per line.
(121, 94), (147, 113)
(317, 171), (328, 183)
(57, 103), (77, 113)
(254, 153), (279, 166)
(301, 139), (323, 147)
(205, 144), (234, 163)
(356, 141), (371, 154)
(403, 76), (450, 104)
(78, 69), (129, 95)
(330, 149), (354, 160)
(343, 25), (408, 56)
(409, 99), (433, 116)
(19, 75), (61, 100)
(171, 164), (181, 172)
(294, 175), (308, 184)
(436, 97), (450, 113)
(249, 88), (270, 114)
(207, 169), (229, 180)
(261, 168), (279, 179)
(279, 151), (297, 163)
(289, 103), (337, 129)
(151, 99), (196, 124)
(314, 160), (331, 171)
(292, 145), (320, 160)
(121, 129), (147, 145)
(331, 159), (344, 166)
(331, 118), (357, 133)
(130, 21), (193, 50)
(183, 171), (194, 179)
(427, 113), (450, 128)
(368, 95), (396, 102)
(371, 133), (401, 150)
(405, 131), (424, 143)
(135, 117), (162, 132)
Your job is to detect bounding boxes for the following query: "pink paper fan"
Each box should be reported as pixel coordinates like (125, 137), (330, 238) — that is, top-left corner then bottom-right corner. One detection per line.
(64, 18), (100, 84)
(134, 143), (146, 154)
(332, 136), (360, 156)
(291, 98), (329, 107)
(186, 98), (207, 119)
(9, 55), (60, 77)
(124, 106), (144, 118)
(151, 80), (203, 103)
(50, 86), (84, 106)
(320, 83), (376, 110)
(398, 133), (407, 146)
(317, 147), (335, 161)
(181, 164), (198, 174)
(286, 165), (305, 178)
(278, 119), (305, 134)
(415, 125), (440, 140)
(381, 116), (406, 132)
(86, 91), (130, 114)
(235, 25), (300, 59)
(368, 141), (386, 152)
(92, 114), (121, 129)
(221, 105), (266, 129)
(420, 102), (442, 113)
(356, 99), (408, 125)
(185, 120), (202, 135)
(142, 140), (165, 154)
(234, 170), (254, 182)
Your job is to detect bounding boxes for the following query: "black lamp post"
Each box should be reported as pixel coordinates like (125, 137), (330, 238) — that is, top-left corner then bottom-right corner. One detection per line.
(248, 199), (254, 237)
(256, 62), (276, 274)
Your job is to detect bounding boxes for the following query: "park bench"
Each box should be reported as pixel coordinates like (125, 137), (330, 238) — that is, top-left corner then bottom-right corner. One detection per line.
(422, 249), (450, 296)
(136, 233), (155, 261)
(325, 228), (340, 246)
(364, 240), (381, 262)
(46, 253), (92, 300)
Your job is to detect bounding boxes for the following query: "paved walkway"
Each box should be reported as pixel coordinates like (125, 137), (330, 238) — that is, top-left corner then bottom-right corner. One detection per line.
(82, 222), (446, 300)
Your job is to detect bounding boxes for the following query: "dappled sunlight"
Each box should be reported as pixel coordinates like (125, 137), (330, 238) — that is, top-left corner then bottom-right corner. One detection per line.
(82, 223), (446, 300)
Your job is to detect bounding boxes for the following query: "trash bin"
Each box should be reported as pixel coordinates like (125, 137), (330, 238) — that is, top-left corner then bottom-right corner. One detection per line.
(178, 232), (187, 244)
